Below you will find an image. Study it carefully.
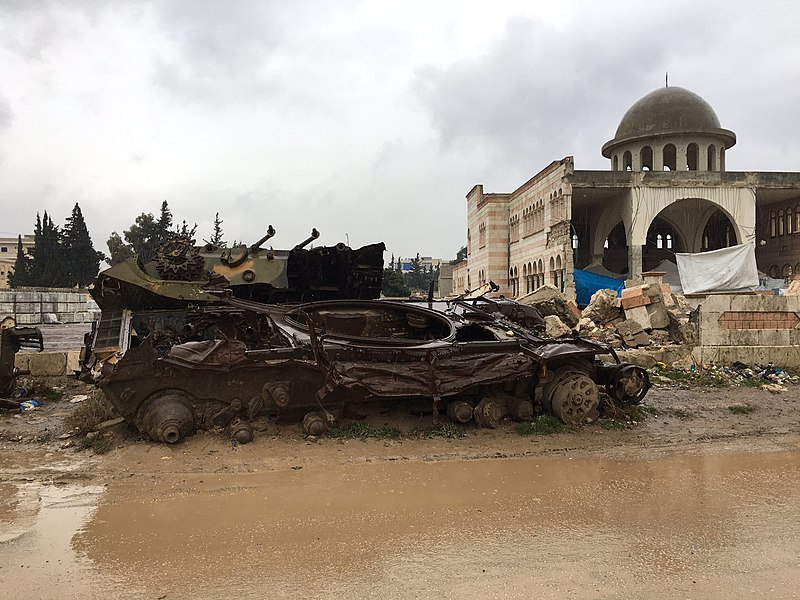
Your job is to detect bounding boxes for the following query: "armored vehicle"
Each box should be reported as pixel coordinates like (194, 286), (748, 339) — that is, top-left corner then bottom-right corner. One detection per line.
(83, 230), (649, 443)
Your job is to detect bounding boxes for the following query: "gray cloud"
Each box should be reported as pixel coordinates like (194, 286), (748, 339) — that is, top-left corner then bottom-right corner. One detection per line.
(411, 6), (767, 174)
(0, 95), (12, 130)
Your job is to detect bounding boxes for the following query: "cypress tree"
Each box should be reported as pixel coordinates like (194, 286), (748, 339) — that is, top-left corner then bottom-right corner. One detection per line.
(8, 235), (32, 288)
(27, 212), (64, 287)
(63, 202), (101, 287)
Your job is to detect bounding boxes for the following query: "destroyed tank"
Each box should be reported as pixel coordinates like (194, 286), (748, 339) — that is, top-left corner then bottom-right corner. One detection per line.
(83, 230), (650, 444)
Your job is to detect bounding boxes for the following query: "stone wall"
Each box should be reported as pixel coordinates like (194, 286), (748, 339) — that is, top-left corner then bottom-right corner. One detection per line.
(697, 294), (800, 367)
(0, 288), (100, 324)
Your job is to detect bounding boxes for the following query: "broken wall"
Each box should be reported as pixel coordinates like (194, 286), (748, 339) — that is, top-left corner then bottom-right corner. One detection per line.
(697, 294), (800, 367)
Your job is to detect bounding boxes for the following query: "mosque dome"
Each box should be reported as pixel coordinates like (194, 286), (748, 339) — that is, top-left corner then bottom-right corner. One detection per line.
(602, 86), (735, 158)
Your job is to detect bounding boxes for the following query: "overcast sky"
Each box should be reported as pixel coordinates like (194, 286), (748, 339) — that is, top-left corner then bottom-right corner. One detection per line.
(1, 0), (799, 264)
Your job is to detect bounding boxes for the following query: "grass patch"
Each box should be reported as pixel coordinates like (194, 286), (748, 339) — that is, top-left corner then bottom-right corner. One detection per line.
(329, 422), (403, 440)
(78, 432), (112, 455)
(65, 391), (118, 435)
(600, 419), (628, 431)
(599, 402), (653, 430)
(411, 422), (467, 439)
(34, 384), (64, 402)
(516, 415), (563, 436)
(728, 404), (756, 415)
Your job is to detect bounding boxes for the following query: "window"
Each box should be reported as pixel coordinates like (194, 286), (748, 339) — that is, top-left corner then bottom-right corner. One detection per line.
(662, 144), (676, 171)
(707, 145), (716, 171)
(770, 211), (777, 238)
(0, 247), (7, 252)
(686, 143), (699, 171)
(623, 151), (632, 171)
(782, 264), (793, 278)
(656, 234), (663, 249)
(788, 209), (793, 235)
(641, 146), (653, 171)
(666, 234), (673, 249)
(779, 210), (785, 236)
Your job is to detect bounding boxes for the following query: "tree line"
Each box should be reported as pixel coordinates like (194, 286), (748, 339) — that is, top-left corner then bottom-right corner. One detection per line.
(9, 203), (103, 288)
(9, 201), (226, 288)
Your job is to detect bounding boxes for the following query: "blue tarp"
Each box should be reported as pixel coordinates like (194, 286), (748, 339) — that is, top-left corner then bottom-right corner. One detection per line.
(573, 268), (625, 308)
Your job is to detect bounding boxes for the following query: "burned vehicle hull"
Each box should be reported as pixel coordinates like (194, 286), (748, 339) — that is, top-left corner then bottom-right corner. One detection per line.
(0, 317), (43, 408)
(93, 296), (650, 443)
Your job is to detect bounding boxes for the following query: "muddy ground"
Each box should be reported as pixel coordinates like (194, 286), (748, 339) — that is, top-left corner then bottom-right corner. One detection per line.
(1, 377), (799, 599)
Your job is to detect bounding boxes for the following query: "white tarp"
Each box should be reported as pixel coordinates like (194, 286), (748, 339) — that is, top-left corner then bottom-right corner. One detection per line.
(675, 244), (759, 294)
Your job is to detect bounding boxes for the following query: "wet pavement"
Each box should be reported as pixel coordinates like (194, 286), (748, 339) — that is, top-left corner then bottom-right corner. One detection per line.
(1, 450), (799, 599)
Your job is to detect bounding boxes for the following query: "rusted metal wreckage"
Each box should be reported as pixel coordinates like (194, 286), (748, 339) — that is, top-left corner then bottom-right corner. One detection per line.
(0, 317), (43, 409)
(82, 228), (650, 444)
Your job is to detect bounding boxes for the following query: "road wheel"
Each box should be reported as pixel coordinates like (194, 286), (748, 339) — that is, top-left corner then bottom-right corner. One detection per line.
(542, 368), (600, 424)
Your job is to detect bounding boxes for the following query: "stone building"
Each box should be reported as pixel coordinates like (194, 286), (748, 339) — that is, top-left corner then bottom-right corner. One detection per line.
(0, 234), (34, 289)
(460, 86), (800, 299)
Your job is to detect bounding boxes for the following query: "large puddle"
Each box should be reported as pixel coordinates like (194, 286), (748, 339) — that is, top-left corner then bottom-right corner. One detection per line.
(2, 451), (799, 599)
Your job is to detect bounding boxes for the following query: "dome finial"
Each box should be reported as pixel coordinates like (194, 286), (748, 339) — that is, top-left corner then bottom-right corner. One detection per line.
(665, 71), (669, 88)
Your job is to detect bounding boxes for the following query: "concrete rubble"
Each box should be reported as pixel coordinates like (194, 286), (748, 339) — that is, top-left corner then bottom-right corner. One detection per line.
(520, 279), (701, 369)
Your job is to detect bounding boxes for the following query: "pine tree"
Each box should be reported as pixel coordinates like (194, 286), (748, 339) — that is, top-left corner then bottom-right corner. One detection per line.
(27, 212), (65, 287)
(62, 203), (101, 286)
(157, 200), (173, 238)
(206, 212), (226, 247)
(175, 219), (197, 239)
(8, 235), (33, 288)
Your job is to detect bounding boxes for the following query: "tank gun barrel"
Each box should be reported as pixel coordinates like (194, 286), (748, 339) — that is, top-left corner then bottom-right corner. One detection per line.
(294, 228), (320, 250)
(250, 225), (276, 251)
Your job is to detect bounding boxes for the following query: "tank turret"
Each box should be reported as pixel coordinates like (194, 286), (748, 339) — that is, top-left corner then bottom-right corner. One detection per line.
(90, 227), (385, 310)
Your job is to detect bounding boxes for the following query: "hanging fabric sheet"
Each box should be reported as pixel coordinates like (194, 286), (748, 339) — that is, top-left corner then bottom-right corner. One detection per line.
(675, 244), (759, 294)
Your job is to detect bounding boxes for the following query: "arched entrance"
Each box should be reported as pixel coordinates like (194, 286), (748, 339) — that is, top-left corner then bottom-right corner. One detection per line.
(602, 222), (628, 275)
(644, 217), (685, 272)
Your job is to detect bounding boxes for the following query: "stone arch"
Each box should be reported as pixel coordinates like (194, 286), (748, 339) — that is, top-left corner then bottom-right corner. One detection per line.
(783, 264), (793, 278)
(663, 143), (677, 171)
(686, 143), (699, 171)
(641, 145), (653, 170)
(623, 150), (632, 171)
(707, 144), (717, 171)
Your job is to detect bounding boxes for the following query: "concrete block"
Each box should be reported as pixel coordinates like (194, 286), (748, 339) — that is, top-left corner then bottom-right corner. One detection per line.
(758, 329), (791, 346)
(14, 313), (41, 324)
(14, 353), (30, 371)
(66, 351), (81, 374)
(0, 291), (14, 301)
(15, 291), (40, 302)
(14, 302), (41, 314)
(726, 330), (761, 346)
(57, 312), (80, 323)
(623, 304), (651, 330)
(24, 352), (67, 376)
(645, 300), (670, 329)
(615, 319), (650, 347)
(0, 302), (15, 313)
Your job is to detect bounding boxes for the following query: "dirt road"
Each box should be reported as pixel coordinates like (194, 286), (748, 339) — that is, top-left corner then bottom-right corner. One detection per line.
(1, 380), (799, 599)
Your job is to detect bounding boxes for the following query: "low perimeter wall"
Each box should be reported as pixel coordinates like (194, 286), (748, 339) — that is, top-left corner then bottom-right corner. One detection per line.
(0, 288), (100, 324)
(696, 293), (800, 368)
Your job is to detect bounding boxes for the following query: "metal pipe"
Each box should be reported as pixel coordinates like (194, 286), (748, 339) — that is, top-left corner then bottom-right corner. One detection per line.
(251, 225), (276, 251)
(294, 228), (320, 250)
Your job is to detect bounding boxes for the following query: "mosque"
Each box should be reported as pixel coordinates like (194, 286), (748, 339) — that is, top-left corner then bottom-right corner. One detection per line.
(452, 86), (800, 300)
